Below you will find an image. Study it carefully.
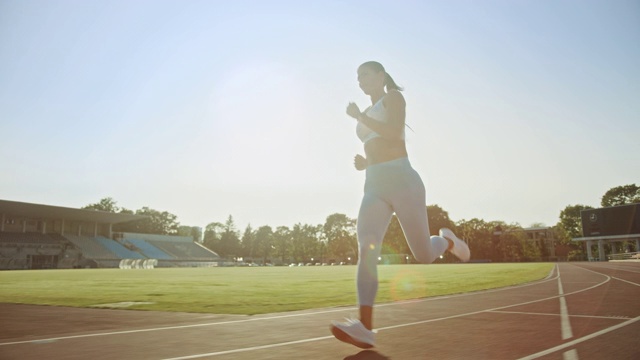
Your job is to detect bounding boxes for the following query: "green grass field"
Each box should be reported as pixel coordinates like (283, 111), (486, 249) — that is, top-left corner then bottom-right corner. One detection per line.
(0, 263), (553, 315)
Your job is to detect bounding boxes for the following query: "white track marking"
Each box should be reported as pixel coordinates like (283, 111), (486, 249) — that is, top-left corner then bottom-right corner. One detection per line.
(0, 267), (561, 347)
(0, 308), (352, 346)
(164, 305), (589, 360)
(563, 349), (578, 360)
(517, 316), (640, 360)
(488, 310), (629, 320)
(611, 276), (640, 287)
(163, 263), (631, 360)
(574, 264), (640, 286)
(495, 267), (608, 313)
(4, 262), (633, 360)
(557, 266), (574, 340)
(557, 265), (578, 359)
(161, 264), (612, 359)
(162, 335), (335, 360)
(583, 263), (640, 274)
(517, 263), (640, 360)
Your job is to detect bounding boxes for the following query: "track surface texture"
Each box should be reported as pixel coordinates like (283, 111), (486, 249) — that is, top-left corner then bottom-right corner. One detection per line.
(1, 262), (638, 360)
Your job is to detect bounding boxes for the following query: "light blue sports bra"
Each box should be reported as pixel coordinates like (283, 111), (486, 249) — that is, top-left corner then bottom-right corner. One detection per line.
(356, 96), (405, 143)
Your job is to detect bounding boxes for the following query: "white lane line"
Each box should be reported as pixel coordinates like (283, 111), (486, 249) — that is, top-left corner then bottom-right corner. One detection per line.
(563, 349), (579, 360)
(557, 267), (574, 340)
(496, 267), (609, 313)
(162, 335), (335, 360)
(488, 310), (630, 320)
(582, 263), (640, 274)
(573, 264), (640, 286)
(160, 266), (612, 360)
(163, 307), (539, 360)
(0, 307), (352, 346)
(517, 316), (640, 360)
(163, 295), (635, 360)
(557, 265), (577, 360)
(163, 308), (503, 360)
(611, 276), (640, 287)
(0, 268), (560, 347)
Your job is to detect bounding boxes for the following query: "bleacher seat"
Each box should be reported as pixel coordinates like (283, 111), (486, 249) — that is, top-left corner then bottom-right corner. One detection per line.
(64, 235), (117, 259)
(127, 239), (173, 260)
(94, 237), (145, 259)
(147, 240), (218, 260)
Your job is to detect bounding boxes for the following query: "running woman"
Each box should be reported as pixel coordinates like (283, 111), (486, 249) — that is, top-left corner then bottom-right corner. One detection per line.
(330, 61), (471, 348)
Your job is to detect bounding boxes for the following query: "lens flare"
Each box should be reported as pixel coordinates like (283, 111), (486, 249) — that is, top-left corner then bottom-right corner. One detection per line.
(389, 268), (427, 302)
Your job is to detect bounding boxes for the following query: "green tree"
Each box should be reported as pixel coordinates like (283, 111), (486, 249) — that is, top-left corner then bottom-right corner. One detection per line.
(306, 224), (322, 262)
(554, 205), (593, 262)
(558, 204), (593, 240)
(290, 224), (305, 262)
(82, 197), (120, 212)
(323, 213), (357, 263)
(218, 215), (240, 258)
(177, 225), (191, 237)
(427, 205), (456, 235)
(203, 222), (224, 253)
(498, 224), (526, 262)
(456, 218), (498, 261)
(116, 207), (179, 235)
(255, 225), (273, 264)
(240, 224), (256, 259)
(518, 231), (542, 262)
(601, 184), (640, 207)
(273, 226), (292, 265)
(177, 226), (203, 243)
(552, 224), (574, 258)
(291, 223), (321, 263)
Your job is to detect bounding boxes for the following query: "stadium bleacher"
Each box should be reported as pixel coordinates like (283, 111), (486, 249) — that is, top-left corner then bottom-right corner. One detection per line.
(0, 199), (223, 269)
(0, 233), (223, 269)
(0, 232), (68, 269)
(0, 230), (221, 269)
(94, 237), (145, 259)
(119, 233), (219, 262)
(127, 238), (173, 260)
(63, 235), (117, 259)
(148, 240), (217, 260)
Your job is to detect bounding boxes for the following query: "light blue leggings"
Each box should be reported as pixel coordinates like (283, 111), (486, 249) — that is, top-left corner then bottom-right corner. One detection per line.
(357, 157), (449, 306)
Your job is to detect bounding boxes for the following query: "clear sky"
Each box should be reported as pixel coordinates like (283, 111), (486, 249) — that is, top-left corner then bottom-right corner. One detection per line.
(1, 0), (638, 231)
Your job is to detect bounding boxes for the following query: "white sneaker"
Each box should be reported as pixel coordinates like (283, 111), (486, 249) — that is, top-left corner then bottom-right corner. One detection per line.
(330, 318), (376, 348)
(440, 228), (470, 262)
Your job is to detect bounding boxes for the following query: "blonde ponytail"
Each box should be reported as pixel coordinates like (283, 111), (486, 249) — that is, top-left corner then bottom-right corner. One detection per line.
(384, 72), (403, 92)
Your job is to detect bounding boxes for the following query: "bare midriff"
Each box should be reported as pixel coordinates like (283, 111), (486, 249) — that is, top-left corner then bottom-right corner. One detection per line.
(365, 137), (408, 165)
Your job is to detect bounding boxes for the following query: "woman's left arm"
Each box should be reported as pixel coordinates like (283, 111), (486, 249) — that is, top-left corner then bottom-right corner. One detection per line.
(357, 90), (405, 139)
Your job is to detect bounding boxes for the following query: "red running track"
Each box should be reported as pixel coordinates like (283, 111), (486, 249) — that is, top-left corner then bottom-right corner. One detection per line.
(1, 262), (638, 360)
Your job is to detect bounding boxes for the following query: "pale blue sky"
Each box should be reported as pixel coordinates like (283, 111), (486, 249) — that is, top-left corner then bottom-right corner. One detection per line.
(1, 0), (638, 231)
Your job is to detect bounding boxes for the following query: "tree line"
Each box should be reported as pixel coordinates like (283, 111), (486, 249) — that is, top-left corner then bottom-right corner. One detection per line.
(83, 183), (639, 264)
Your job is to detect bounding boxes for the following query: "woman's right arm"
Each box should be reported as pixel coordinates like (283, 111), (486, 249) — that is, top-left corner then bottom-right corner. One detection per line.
(354, 154), (367, 171)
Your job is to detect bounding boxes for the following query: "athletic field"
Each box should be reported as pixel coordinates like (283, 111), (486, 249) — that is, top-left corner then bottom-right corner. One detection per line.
(2, 262), (639, 359)
(0, 263), (552, 314)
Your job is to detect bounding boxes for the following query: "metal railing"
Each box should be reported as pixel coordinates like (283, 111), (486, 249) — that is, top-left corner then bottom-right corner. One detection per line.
(607, 252), (640, 261)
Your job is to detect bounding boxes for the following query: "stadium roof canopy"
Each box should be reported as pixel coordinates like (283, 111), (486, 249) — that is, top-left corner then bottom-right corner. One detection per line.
(0, 199), (147, 224)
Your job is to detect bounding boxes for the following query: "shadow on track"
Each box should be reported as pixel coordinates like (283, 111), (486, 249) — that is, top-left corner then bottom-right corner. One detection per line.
(344, 350), (391, 360)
